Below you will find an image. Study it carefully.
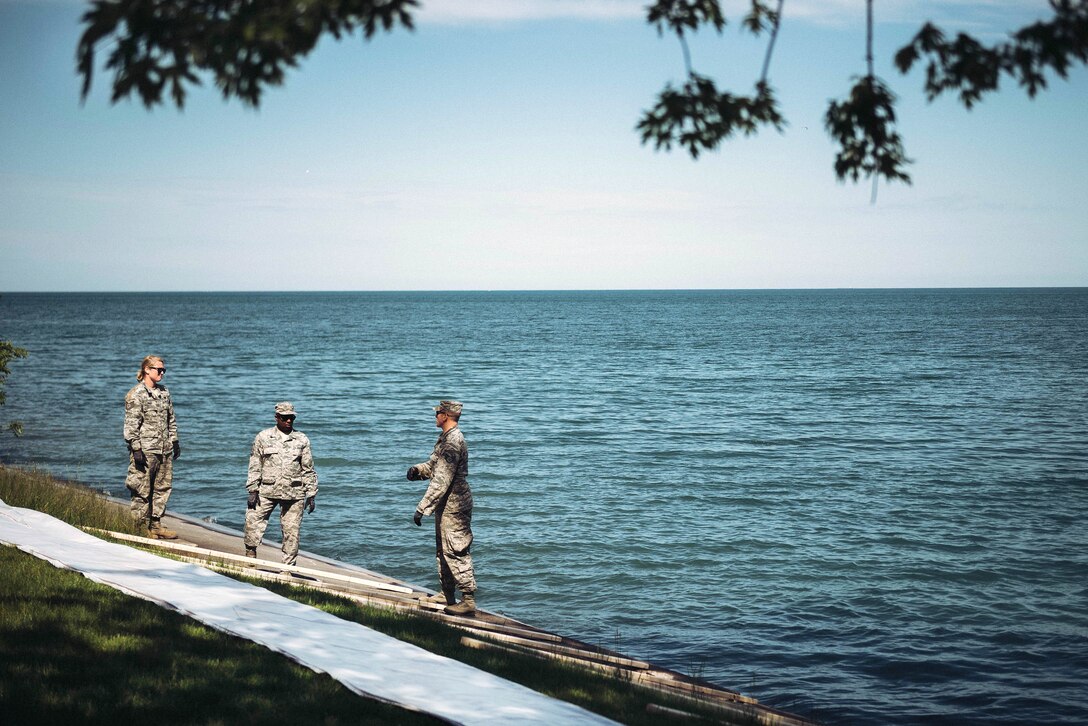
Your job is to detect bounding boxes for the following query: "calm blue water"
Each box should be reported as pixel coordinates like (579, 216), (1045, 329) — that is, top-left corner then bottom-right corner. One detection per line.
(2, 289), (1086, 724)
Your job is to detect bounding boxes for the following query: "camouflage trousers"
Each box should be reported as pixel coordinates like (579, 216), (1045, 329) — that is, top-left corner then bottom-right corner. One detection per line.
(126, 451), (173, 526)
(435, 504), (476, 595)
(244, 497), (306, 566)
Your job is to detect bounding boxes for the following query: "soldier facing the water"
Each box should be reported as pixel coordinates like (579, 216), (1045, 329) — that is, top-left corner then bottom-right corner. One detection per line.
(123, 355), (180, 539)
(244, 402), (318, 566)
(407, 400), (477, 616)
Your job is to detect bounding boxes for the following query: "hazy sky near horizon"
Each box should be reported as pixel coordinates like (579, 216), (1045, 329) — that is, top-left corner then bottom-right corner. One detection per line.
(1, 0), (1085, 291)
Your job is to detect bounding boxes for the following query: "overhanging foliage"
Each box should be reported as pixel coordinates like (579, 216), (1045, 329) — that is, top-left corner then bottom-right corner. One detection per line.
(75, 0), (1088, 189)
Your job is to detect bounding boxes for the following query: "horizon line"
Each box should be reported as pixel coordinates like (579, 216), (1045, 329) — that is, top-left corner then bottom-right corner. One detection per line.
(3, 286), (1087, 294)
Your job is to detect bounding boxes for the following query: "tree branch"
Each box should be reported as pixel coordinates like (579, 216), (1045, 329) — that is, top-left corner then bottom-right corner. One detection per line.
(78, 0), (419, 109)
(640, 1), (786, 158)
(894, 0), (1088, 108)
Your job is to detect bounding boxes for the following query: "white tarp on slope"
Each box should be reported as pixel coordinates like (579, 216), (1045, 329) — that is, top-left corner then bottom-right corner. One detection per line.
(0, 499), (617, 726)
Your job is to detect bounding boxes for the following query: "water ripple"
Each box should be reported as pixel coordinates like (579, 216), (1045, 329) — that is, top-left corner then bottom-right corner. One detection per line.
(2, 289), (1087, 725)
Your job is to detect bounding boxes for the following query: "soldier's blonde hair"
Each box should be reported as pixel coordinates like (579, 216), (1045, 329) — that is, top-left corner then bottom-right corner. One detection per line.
(137, 355), (163, 381)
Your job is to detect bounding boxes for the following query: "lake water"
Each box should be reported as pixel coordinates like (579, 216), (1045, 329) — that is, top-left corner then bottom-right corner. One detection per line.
(1, 289), (1086, 724)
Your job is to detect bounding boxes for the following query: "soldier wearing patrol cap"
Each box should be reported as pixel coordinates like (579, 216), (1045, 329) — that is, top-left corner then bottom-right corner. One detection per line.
(243, 401), (319, 566)
(407, 400), (477, 615)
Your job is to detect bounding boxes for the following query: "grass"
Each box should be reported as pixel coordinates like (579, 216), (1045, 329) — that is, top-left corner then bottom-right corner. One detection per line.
(1, 465), (755, 725)
(0, 466), (141, 536)
(0, 546), (441, 725)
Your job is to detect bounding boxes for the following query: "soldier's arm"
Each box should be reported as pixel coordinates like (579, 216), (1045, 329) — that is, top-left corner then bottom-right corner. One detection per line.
(412, 449), (439, 480)
(123, 392), (143, 451)
(412, 462), (432, 480)
(416, 448), (457, 516)
(246, 434), (264, 492)
(301, 437), (318, 497)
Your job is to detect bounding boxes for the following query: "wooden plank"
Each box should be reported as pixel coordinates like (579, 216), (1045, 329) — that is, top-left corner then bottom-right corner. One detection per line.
(444, 618), (564, 644)
(90, 525), (815, 726)
(460, 637), (814, 726)
(91, 528), (414, 594)
(645, 703), (702, 720)
(471, 629), (652, 669)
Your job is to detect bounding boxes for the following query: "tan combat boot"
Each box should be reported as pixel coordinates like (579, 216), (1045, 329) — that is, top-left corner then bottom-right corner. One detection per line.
(444, 593), (476, 616)
(418, 588), (455, 605)
(148, 521), (178, 540)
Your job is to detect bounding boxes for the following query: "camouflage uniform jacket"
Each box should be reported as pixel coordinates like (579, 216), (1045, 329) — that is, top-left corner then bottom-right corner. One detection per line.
(247, 427), (318, 500)
(415, 425), (472, 516)
(124, 382), (178, 455)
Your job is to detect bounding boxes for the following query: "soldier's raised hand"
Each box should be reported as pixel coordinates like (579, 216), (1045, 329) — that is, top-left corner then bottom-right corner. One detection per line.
(132, 449), (147, 472)
(247, 490), (260, 510)
(172, 441), (181, 460)
(407, 466), (421, 481)
(306, 495), (316, 513)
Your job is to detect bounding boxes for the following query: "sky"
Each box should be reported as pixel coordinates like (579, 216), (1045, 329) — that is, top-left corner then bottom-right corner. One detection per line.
(1, 0), (1085, 291)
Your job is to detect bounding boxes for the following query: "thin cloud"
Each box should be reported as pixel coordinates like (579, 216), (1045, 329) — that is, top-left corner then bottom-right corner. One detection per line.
(417, 1), (1048, 30)
(418, 0), (643, 24)
(789, 0), (1054, 29)
(2, 0), (1047, 33)
(0, 0), (85, 6)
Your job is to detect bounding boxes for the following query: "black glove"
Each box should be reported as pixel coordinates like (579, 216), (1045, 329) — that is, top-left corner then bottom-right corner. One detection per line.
(413, 510), (423, 527)
(132, 449), (147, 472)
(172, 440), (181, 460)
(407, 466), (420, 481)
(247, 490), (260, 509)
(306, 495), (316, 514)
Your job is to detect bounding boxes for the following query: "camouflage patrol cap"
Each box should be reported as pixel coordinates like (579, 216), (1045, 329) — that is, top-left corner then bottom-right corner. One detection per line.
(274, 402), (296, 416)
(433, 400), (463, 415)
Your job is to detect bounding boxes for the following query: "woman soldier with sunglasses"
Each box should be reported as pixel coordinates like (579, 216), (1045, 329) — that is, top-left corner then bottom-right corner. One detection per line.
(123, 354), (181, 539)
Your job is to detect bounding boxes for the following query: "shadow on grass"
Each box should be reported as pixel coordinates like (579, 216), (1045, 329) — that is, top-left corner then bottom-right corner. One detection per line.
(0, 548), (440, 725)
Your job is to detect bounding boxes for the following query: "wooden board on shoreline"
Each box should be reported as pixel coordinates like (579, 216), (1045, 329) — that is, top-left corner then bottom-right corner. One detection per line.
(91, 505), (818, 726)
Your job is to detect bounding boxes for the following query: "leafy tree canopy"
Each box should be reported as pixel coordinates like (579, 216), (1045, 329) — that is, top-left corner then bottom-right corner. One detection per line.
(0, 339), (29, 437)
(76, 0), (1088, 190)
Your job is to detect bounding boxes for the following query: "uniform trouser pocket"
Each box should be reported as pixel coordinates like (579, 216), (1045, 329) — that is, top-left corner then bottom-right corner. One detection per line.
(126, 453), (173, 522)
(436, 508), (475, 593)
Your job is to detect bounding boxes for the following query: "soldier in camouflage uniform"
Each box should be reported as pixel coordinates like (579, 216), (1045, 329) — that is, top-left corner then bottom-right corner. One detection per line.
(408, 400), (477, 616)
(124, 355), (181, 539)
(244, 402), (318, 566)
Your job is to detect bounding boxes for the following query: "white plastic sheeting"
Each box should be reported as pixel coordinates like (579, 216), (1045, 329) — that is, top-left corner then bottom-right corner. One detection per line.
(0, 499), (617, 725)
